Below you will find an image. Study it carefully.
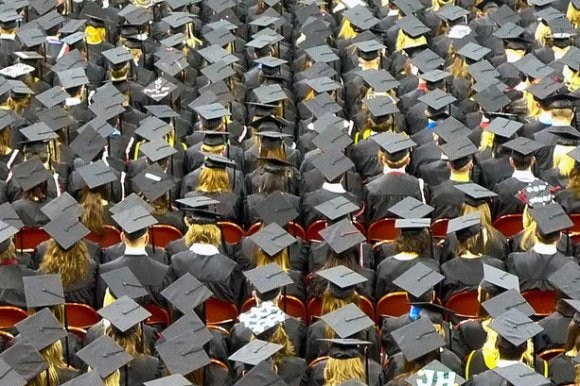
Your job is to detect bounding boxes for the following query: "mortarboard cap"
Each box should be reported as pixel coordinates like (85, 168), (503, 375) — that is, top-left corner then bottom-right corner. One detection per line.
(17, 27), (46, 48)
(392, 262), (443, 298)
(304, 76), (342, 94)
(396, 15), (430, 37)
(44, 214), (90, 250)
(131, 163), (177, 201)
(201, 60), (236, 83)
(304, 45), (339, 63)
(60, 371), (103, 386)
(0, 220), (18, 248)
(357, 69), (399, 92)
(490, 4), (521, 25)
(395, 218), (431, 232)
(393, 0), (424, 14)
(255, 192), (299, 227)
(0, 357), (26, 386)
(388, 197), (433, 219)
(321, 303), (375, 338)
(102, 46), (133, 65)
(483, 264), (520, 291)
(530, 202), (572, 234)
(204, 28), (236, 47)
(101, 266), (148, 300)
(70, 126), (106, 162)
(161, 273), (213, 313)
(437, 4), (469, 21)
(253, 84), (287, 104)
(440, 137), (477, 161)
(489, 309), (543, 346)
(15, 308), (67, 351)
(204, 154), (237, 169)
(254, 55), (287, 68)
(419, 89), (456, 111)
(111, 204), (157, 238)
(0, 340), (47, 381)
(19, 122), (57, 143)
(98, 295), (151, 332)
(411, 49), (445, 73)
(198, 44), (238, 64)
(244, 263), (293, 295)
(516, 54), (554, 79)
(136, 116), (172, 141)
(372, 131), (416, 159)
(176, 196), (221, 210)
(0, 110), (15, 130)
(143, 77), (178, 103)
(528, 77), (566, 101)
(319, 218), (365, 254)
(155, 51), (188, 76)
(474, 85), (511, 112)
(317, 265), (367, 299)
(311, 125), (352, 152)
(144, 375), (192, 386)
(232, 361), (286, 386)
(486, 117), (523, 138)
(57, 67), (89, 89)
(0, 63), (34, 79)
(446, 212), (482, 239)
(144, 105), (180, 119)
(391, 317), (445, 361)
(468, 60), (499, 83)
(23, 274), (64, 308)
(110, 194), (153, 215)
(421, 69), (451, 83)
(481, 289), (535, 319)
(162, 12), (193, 29)
(162, 312), (212, 347)
(193, 103), (230, 121)
(250, 223), (297, 256)
(407, 360), (466, 386)
(139, 139), (178, 163)
(433, 117), (470, 142)
(77, 335), (133, 378)
(493, 22), (525, 39)
(502, 137), (543, 156)
(315, 196), (359, 221)
(11, 158), (50, 193)
(0, 203), (24, 230)
(457, 42), (491, 61)
(40, 192), (83, 221)
(454, 183), (497, 203)
(60, 31), (86, 46)
(493, 363), (550, 386)
(311, 146), (354, 181)
(238, 300), (288, 336)
(561, 46), (580, 71)
(548, 261), (580, 300)
(36, 106), (75, 131)
(76, 160), (117, 189)
(229, 339), (284, 366)
(59, 19), (86, 35)
(363, 95), (399, 118)
(35, 87), (70, 109)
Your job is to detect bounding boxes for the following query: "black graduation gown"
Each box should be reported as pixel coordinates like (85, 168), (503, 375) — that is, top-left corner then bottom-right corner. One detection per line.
(419, 159), (450, 187)
(183, 190), (242, 223)
(237, 235), (308, 273)
(244, 192), (300, 228)
(83, 321), (157, 355)
(349, 138), (382, 180)
(548, 354), (577, 385)
(537, 311), (572, 352)
(245, 166), (301, 196)
(278, 356), (307, 386)
(374, 256), (440, 300)
(299, 168), (363, 200)
(465, 350), (547, 379)
(506, 250), (574, 292)
(555, 188), (580, 214)
(306, 318), (380, 363)
(305, 357), (383, 386)
(308, 241), (374, 273)
(0, 263), (37, 308)
(120, 355), (162, 386)
(429, 180), (470, 220)
(97, 254), (173, 308)
(384, 349), (464, 382)
(182, 143), (245, 175)
(243, 145), (301, 175)
(492, 177), (532, 220)
(102, 243), (168, 265)
(181, 166), (245, 197)
(441, 256), (505, 300)
(450, 319), (488, 362)
(478, 156), (513, 190)
(171, 248), (244, 306)
(364, 172), (427, 224)
(12, 198), (50, 227)
(154, 209), (187, 235)
(300, 189), (360, 228)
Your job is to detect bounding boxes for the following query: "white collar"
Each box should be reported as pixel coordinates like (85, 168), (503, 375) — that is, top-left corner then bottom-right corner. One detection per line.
(190, 243), (219, 256)
(496, 359), (522, 368)
(383, 165), (406, 175)
(124, 246), (147, 255)
(322, 182), (346, 194)
(533, 241), (558, 255)
(512, 170), (536, 183)
(65, 97), (81, 107)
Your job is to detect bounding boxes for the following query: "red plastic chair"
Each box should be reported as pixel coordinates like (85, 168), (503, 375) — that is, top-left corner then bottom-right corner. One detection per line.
(65, 303), (101, 329)
(569, 214), (580, 234)
(493, 214), (524, 238)
(218, 222), (245, 244)
(430, 218), (449, 239)
(246, 222), (262, 237)
(444, 291), (480, 320)
(14, 227), (50, 253)
(367, 218), (398, 243)
(308, 296), (374, 325)
(308, 356), (329, 369)
(306, 220), (329, 242)
(522, 290), (557, 317)
(0, 331), (14, 346)
(144, 304), (171, 327)
(68, 327), (87, 342)
(205, 297), (238, 325)
(85, 225), (122, 248)
(538, 348), (564, 361)
(149, 225), (183, 248)
(0, 306), (28, 330)
(375, 292), (410, 320)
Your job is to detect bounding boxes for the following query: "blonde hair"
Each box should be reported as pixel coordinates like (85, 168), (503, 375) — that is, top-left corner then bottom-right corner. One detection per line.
(564, 65), (580, 91)
(85, 25), (106, 45)
(184, 223), (222, 247)
(553, 145), (576, 177)
(29, 341), (66, 386)
(568, 1), (580, 27)
(39, 239), (91, 288)
(323, 357), (365, 386)
(0, 127), (11, 154)
(480, 131), (495, 151)
(338, 19), (357, 40)
(103, 371), (121, 386)
(268, 325), (296, 366)
(448, 56), (469, 79)
(0, 240), (15, 261)
(432, 0), (453, 11)
(201, 144), (226, 155)
(81, 188), (106, 235)
(321, 288), (360, 339)
(255, 248), (291, 271)
(524, 90), (542, 118)
(196, 167), (230, 193)
(534, 22), (551, 47)
(519, 206), (538, 251)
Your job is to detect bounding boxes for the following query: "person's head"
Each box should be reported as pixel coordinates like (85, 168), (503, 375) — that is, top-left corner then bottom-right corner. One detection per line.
(378, 149), (410, 170)
(394, 228), (429, 255)
(0, 239), (15, 261)
(196, 165), (231, 194)
(448, 156), (473, 174)
(568, 166), (580, 198)
(259, 167), (289, 194)
(151, 194), (170, 217)
(80, 187), (107, 236)
(0, 126), (11, 151)
(255, 247), (291, 271)
(564, 315), (580, 352)
(256, 324), (295, 366)
(120, 228), (149, 248)
(553, 145), (576, 177)
(535, 228), (561, 245)
(324, 342), (366, 385)
(496, 336), (527, 361)
(30, 340), (66, 386)
(456, 228), (485, 256)
(39, 239), (90, 288)
(321, 286), (360, 315)
(477, 281), (505, 318)
(510, 151), (535, 171)
(22, 181), (47, 202)
(184, 216), (221, 247)
(258, 136), (287, 162)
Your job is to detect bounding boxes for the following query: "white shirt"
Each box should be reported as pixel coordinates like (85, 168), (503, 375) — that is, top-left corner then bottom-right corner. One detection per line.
(125, 246), (147, 255)
(533, 241), (558, 255)
(383, 166), (406, 175)
(190, 243), (219, 256)
(322, 182), (346, 194)
(512, 170), (536, 183)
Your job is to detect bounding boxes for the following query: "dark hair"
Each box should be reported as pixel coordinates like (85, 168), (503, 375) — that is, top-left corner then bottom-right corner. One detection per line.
(394, 229), (429, 255)
(259, 170), (288, 194)
(536, 230), (560, 244)
(497, 336), (527, 360)
(511, 152), (534, 170)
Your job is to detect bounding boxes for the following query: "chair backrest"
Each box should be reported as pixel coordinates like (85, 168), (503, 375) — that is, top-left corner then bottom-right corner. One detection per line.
(359, 296), (375, 323)
(218, 222), (245, 244)
(444, 291), (480, 320)
(538, 348), (564, 361)
(307, 296), (373, 325)
(65, 303), (101, 329)
(149, 225), (183, 248)
(522, 290), (557, 317)
(14, 227), (50, 252)
(0, 306), (28, 330)
(493, 214), (524, 238)
(306, 220), (328, 242)
(288, 222), (306, 240)
(67, 327), (87, 342)
(279, 295), (307, 321)
(144, 304), (171, 327)
(375, 292), (410, 320)
(0, 331), (14, 346)
(353, 220), (367, 236)
(367, 218), (398, 243)
(205, 297), (238, 325)
(246, 222), (262, 237)
(570, 214), (580, 235)
(308, 356), (329, 369)
(430, 219), (449, 239)
(240, 297), (256, 314)
(85, 225), (122, 248)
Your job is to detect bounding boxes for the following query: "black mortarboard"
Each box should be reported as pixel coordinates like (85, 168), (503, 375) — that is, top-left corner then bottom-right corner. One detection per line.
(144, 375), (192, 386)
(198, 131), (229, 147)
(363, 95), (399, 118)
(161, 273), (213, 313)
(528, 77), (566, 101)
(131, 163), (177, 201)
(0, 340), (47, 382)
(76, 160), (117, 189)
(388, 197), (433, 219)
(481, 289), (535, 319)
(483, 264), (520, 291)
(411, 49), (445, 73)
(197, 44), (238, 65)
(229, 339), (284, 366)
(315, 196), (359, 221)
(101, 266), (148, 300)
(232, 361), (286, 386)
(486, 117), (522, 139)
(490, 5), (521, 26)
(531, 202), (573, 234)
(111, 204), (158, 239)
(204, 154), (237, 169)
(474, 84), (511, 112)
(493, 22), (525, 39)
(434, 117), (470, 142)
(143, 77), (178, 103)
(70, 126), (106, 162)
(0, 358), (26, 386)
(40, 192), (83, 221)
(139, 139), (178, 163)
(98, 295), (151, 332)
(193, 103), (230, 121)
(160, 33), (187, 48)
(77, 335), (133, 378)
(23, 274), (64, 307)
(60, 371), (103, 386)
(35, 87), (70, 109)
(110, 193), (153, 215)
(0, 203), (24, 230)
(102, 46), (133, 65)
(255, 192), (299, 227)
(421, 69), (451, 83)
(493, 363), (550, 386)
(254, 55), (287, 68)
(15, 308), (67, 351)
(489, 309), (543, 346)
(0, 110), (15, 130)
(357, 69), (399, 92)
(418, 89), (456, 111)
(17, 27), (46, 48)
(238, 300), (288, 337)
(312, 125), (352, 151)
(319, 218), (365, 254)
(206, 0), (235, 13)
(457, 42), (491, 61)
(517, 180), (554, 208)
(392, 0), (424, 14)
(392, 262), (443, 298)
(19, 122), (57, 143)
(0, 63), (34, 79)
(162, 312), (212, 347)
(437, 4), (469, 21)
(145, 105), (180, 119)
(0, 220), (18, 249)
(57, 67), (89, 89)
(59, 19), (86, 35)
(250, 223), (297, 256)
(155, 51), (188, 76)
(561, 46), (580, 71)
(201, 61), (236, 83)
(304, 76), (342, 94)
(396, 15), (430, 38)
(37, 10), (64, 31)
(516, 54), (554, 79)
(253, 84), (287, 104)
(311, 146), (354, 181)
(244, 263), (293, 295)
(549, 261), (580, 300)
(320, 303), (374, 338)
(395, 218), (431, 233)
(162, 12), (194, 29)
(44, 214), (90, 250)
(440, 137), (477, 161)
(372, 131), (416, 159)
(11, 158), (50, 193)
(455, 183), (497, 204)
(204, 28), (236, 47)
(391, 317), (445, 361)
(407, 360), (465, 386)
(304, 45), (339, 63)
(317, 265), (367, 299)
(176, 196), (221, 210)
(136, 117), (172, 141)
(468, 60), (499, 83)
(502, 137), (543, 156)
